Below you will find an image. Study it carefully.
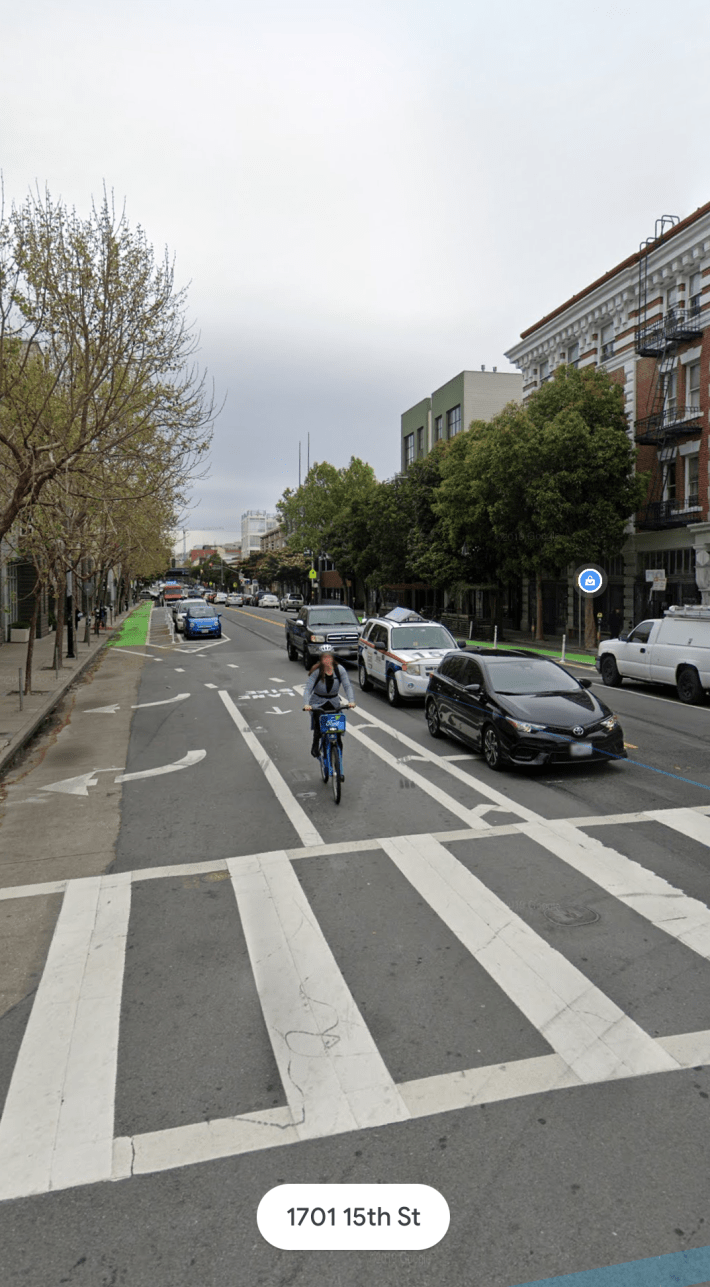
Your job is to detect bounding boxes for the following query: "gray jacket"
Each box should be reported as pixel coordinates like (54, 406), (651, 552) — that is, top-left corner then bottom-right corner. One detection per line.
(304, 665), (355, 709)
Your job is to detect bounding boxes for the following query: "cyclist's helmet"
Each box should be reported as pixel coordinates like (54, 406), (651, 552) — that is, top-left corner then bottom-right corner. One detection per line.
(319, 643), (335, 654)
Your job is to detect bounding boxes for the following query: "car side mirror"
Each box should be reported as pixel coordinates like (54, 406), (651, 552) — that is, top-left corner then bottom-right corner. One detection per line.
(457, 639), (468, 650)
(296, 619), (303, 625)
(619, 629), (629, 641)
(375, 641), (387, 652)
(579, 677), (592, 689)
(464, 683), (481, 693)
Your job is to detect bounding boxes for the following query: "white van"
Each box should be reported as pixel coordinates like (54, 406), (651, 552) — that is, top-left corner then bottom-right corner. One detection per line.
(597, 605), (710, 703)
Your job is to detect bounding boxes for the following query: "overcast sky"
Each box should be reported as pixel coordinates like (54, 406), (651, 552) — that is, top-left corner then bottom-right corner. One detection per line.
(4, 0), (710, 552)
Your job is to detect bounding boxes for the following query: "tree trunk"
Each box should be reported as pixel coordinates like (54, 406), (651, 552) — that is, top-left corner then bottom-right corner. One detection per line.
(54, 574), (65, 669)
(535, 572), (544, 641)
(584, 594), (597, 650)
(24, 592), (38, 694)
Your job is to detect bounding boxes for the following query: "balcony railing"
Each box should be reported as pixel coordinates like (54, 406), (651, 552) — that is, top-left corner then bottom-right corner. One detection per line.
(634, 404), (704, 444)
(635, 307), (703, 356)
(637, 496), (702, 529)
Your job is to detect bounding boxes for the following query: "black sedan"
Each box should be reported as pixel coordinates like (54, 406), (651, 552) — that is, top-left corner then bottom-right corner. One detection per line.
(425, 650), (626, 771)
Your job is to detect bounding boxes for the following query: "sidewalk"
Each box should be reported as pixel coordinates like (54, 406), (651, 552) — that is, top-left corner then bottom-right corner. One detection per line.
(0, 607), (135, 779)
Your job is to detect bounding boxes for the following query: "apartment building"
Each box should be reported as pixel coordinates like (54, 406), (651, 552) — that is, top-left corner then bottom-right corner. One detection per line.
(260, 526), (286, 553)
(505, 201), (710, 632)
(241, 510), (278, 556)
(401, 367), (522, 472)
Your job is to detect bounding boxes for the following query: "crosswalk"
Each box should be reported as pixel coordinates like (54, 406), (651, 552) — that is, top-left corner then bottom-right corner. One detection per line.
(1, 806), (710, 1200)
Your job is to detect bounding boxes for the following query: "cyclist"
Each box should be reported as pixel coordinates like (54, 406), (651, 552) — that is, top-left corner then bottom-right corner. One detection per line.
(303, 644), (355, 758)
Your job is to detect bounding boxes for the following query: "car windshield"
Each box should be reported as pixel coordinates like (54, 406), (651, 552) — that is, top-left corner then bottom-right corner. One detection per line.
(485, 659), (581, 694)
(308, 611), (359, 626)
(390, 626), (456, 650)
(187, 604), (216, 618)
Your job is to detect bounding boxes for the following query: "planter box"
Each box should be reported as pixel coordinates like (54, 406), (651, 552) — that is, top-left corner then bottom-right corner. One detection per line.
(10, 628), (30, 643)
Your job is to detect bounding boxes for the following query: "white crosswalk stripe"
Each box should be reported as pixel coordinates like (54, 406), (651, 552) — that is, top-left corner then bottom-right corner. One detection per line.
(2, 815), (710, 1199)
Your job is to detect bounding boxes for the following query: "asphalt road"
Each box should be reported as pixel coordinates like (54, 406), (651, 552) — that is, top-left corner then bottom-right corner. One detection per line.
(2, 603), (710, 1287)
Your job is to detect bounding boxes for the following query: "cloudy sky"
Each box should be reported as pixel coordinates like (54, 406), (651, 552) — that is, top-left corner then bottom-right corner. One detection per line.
(4, 0), (710, 551)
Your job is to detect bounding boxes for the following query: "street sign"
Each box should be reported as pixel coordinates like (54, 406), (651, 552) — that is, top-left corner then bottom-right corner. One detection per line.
(645, 568), (666, 587)
(574, 564), (607, 598)
(308, 569), (317, 580)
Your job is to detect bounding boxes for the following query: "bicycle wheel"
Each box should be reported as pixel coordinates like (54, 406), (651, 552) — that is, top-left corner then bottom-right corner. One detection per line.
(320, 738), (329, 782)
(331, 743), (342, 804)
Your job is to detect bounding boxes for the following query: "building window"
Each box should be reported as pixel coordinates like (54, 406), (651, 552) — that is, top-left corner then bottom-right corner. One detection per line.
(447, 405), (461, 438)
(686, 453), (699, 507)
(687, 361), (701, 410)
(566, 341), (579, 367)
(664, 368), (678, 421)
(664, 459), (677, 503)
(403, 433), (414, 469)
(416, 426), (424, 457)
(600, 322), (614, 362)
(434, 415), (443, 441)
(690, 271), (703, 315)
(667, 284), (679, 314)
(538, 359), (549, 383)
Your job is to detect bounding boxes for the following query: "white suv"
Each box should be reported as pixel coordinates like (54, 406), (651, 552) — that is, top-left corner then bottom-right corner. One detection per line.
(358, 613), (460, 705)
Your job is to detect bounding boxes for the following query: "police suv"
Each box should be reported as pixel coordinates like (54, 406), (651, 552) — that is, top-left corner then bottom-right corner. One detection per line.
(358, 609), (462, 705)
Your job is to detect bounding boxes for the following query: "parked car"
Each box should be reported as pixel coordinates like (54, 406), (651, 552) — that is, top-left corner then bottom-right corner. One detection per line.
(204, 591), (216, 603)
(280, 593), (303, 612)
(225, 594), (243, 606)
(425, 650), (626, 771)
(213, 592), (227, 604)
(358, 611), (462, 706)
(174, 598), (206, 632)
(286, 604), (362, 669)
(183, 603), (222, 639)
(260, 594), (279, 609)
(597, 604), (710, 703)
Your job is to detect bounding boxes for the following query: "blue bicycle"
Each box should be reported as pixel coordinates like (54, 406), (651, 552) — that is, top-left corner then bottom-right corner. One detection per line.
(318, 710), (347, 805)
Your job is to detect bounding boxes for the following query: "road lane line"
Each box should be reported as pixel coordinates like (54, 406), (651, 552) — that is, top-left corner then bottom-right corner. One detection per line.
(0, 874), (131, 1199)
(218, 691), (323, 847)
(228, 852), (409, 1139)
(351, 711), (541, 822)
(522, 817), (710, 964)
(381, 833), (678, 1083)
(347, 724), (495, 831)
(116, 1106), (299, 1177)
(647, 806), (710, 848)
(131, 692), (190, 709)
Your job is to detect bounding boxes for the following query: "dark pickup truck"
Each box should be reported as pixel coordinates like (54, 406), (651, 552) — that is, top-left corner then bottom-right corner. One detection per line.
(286, 604), (361, 670)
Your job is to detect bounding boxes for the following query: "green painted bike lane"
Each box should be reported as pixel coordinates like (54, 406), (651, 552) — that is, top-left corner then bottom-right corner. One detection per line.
(107, 601), (153, 648)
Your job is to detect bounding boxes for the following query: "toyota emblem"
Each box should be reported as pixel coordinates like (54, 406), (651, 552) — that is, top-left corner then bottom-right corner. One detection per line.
(573, 726), (584, 737)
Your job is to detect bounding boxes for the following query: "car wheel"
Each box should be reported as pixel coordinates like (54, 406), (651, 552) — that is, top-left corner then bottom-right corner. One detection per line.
(426, 699), (442, 738)
(677, 666), (704, 704)
(386, 673), (401, 706)
(287, 637), (298, 661)
(482, 723), (505, 771)
(358, 660), (372, 692)
(600, 654), (622, 687)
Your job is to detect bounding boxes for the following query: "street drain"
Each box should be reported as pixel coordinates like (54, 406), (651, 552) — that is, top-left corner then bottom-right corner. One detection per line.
(542, 903), (599, 927)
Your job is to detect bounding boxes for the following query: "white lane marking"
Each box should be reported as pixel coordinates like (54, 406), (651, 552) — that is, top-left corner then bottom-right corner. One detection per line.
(132, 693), (190, 709)
(111, 650), (162, 661)
(228, 664), (239, 668)
(0, 874), (130, 1199)
(648, 807), (710, 848)
(347, 724), (492, 831)
(40, 769), (122, 798)
(381, 833), (678, 1083)
(218, 691), (323, 847)
(270, 677), (286, 683)
(204, 683), (218, 689)
(84, 704), (120, 715)
(589, 679), (710, 709)
(522, 817), (710, 963)
(174, 668), (185, 673)
(351, 710), (541, 822)
(117, 1107), (299, 1178)
(115, 749), (206, 783)
(229, 852), (409, 1138)
(400, 1054), (580, 1117)
(265, 706), (291, 715)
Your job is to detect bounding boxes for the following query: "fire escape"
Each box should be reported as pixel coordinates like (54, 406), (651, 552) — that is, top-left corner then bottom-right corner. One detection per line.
(634, 215), (703, 529)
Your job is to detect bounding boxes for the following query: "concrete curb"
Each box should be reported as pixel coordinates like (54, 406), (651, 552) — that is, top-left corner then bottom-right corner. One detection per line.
(0, 611), (136, 781)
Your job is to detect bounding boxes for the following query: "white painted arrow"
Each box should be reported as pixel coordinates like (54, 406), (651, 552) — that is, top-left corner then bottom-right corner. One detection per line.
(265, 706), (292, 715)
(40, 769), (122, 797)
(131, 692), (190, 709)
(85, 704), (120, 715)
(115, 749), (206, 783)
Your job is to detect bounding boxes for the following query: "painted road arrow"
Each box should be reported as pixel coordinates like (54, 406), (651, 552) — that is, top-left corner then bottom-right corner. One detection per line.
(85, 704), (121, 714)
(265, 706), (292, 714)
(132, 692), (190, 709)
(39, 750), (206, 797)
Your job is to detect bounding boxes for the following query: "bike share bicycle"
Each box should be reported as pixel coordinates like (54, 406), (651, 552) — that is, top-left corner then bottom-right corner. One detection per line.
(303, 643), (356, 806)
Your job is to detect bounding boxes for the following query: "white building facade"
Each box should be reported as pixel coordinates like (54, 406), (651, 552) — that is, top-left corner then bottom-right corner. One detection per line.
(241, 510), (279, 556)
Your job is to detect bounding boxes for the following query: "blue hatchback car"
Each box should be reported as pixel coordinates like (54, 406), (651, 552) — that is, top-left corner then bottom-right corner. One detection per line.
(184, 603), (222, 639)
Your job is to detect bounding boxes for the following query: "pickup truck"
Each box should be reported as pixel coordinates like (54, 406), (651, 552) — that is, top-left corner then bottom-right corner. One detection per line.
(596, 607), (710, 703)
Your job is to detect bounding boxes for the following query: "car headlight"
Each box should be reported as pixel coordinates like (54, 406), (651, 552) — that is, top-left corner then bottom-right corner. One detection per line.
(505, 718), (546, 733)
(310, 633), (325, 642)
(403, 662), (421, 675)
(600, 715), (618, 731)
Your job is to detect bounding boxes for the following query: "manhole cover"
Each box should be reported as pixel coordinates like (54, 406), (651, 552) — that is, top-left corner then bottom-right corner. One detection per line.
(542, 903), (599, 927)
